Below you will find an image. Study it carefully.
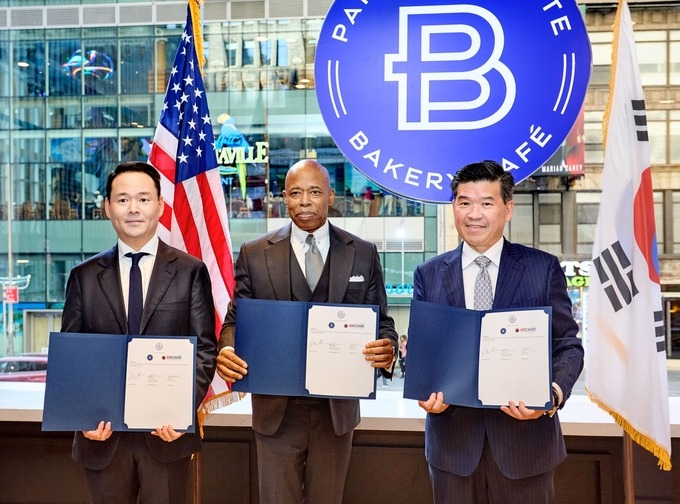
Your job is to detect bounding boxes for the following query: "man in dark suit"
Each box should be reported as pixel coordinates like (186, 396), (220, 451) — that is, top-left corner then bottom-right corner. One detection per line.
(415, 160), (584, 503)
(216, 159), (398, 504)
(60, 161), (217, 504)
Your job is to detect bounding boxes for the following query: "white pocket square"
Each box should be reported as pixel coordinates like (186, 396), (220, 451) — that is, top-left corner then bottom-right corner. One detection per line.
(349, 275), (365, 282)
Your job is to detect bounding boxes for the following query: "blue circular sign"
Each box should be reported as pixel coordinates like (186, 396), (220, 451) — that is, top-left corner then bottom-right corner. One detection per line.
(315, 1), (592, 203)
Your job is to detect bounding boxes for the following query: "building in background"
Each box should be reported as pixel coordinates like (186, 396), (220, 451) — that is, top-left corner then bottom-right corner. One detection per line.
(1, 0), (680, 358)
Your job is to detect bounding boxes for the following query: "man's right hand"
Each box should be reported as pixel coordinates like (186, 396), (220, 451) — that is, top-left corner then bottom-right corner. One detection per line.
(216, 348), (248, 383)
(82, 420), (112, 441)
(418, 392), (449, 414)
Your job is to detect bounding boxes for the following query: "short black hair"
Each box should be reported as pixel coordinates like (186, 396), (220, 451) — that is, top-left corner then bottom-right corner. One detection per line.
(450, 160), (515, 204)
(105, 161), (161, 200)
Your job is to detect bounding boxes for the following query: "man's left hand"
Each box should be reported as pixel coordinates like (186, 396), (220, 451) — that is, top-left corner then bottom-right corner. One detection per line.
(363, 338), (395, 369)
(151, 424), (185, 442)
(500, 401), (545, 420)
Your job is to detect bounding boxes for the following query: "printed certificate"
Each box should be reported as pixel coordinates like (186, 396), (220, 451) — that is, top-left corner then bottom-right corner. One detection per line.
(478, 309), (551, 408)
(305, 305), (377, 397)
(124, 337), (195, 430)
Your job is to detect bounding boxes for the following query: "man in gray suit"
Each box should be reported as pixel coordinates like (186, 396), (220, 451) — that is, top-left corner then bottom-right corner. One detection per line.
(61, 161), (217, 504)
(415, 160), (584, 503)
(216, 159), (398, 504)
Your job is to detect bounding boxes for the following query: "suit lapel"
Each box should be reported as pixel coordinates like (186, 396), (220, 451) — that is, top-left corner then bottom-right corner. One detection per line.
(443, 245), (466, 307)
(141, 241), (178, 333)
(265, 225), (293, 300)
(494, 240), (525, 309)
(96, 246), (127, 332)
(327, 224), (355, 303)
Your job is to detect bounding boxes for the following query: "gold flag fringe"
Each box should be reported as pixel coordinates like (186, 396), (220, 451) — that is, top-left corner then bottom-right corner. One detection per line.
(197, 390), (247, 438)
(189, 0), (207, 76)
(587, 388), (671, 470)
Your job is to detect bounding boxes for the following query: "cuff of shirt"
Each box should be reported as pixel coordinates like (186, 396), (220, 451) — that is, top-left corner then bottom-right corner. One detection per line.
(219, 346), (235, 355)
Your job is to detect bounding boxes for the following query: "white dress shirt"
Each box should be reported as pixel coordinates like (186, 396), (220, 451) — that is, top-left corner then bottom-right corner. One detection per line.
(117, 236), (158, 314)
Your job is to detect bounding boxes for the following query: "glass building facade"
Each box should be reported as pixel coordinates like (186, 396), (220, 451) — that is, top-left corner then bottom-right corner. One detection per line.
(2, 0), (680, 358)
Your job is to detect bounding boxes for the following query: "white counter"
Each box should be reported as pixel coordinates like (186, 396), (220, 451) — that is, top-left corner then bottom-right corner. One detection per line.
(4, 382), (680, 438)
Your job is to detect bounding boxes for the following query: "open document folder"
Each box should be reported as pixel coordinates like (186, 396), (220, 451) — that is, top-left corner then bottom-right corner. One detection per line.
(403, 300), (553, 410)
(42, 332), (196, 432)
(231, 298), (379, 399)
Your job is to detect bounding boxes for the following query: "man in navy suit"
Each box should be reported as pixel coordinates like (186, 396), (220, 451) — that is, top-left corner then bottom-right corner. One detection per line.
(61, 162), (217, 504)
(216, 159), (398, 504)
(415, 160), (584, 503)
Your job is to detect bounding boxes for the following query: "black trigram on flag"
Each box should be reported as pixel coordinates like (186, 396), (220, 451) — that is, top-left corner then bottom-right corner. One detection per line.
(593, 240), (666, 353)
(654, 309), (666, 353)
(632, 99), (648, 142)
(592, 241), (638, 312)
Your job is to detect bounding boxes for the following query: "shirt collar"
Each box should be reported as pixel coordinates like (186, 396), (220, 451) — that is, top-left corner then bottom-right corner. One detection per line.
(118, 236), (159, 259)
(462, 237), (504, 269)
(290, 220), (330, 248)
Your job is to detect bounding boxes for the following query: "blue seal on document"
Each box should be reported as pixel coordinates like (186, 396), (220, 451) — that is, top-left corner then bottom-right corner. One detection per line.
(147, 354), (153, 361)
(315, 0), (592, 202)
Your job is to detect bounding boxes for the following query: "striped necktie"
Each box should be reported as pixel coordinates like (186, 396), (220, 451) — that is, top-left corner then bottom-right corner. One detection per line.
(305, 234), (324, 291)
(473, 255), (493, 310)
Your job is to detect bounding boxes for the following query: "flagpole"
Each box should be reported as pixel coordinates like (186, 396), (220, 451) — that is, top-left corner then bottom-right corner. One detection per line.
(192, 452), (202, 504)
(623, 433), (635, 504)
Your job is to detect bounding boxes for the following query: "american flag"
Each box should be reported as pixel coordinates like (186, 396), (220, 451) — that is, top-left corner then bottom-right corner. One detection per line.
(148, 1), (240, 417)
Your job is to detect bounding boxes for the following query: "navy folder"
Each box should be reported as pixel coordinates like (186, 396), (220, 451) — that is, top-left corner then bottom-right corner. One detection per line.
(42, 332), (196, 432)
(403, 300), (552, 409)
(231, 298), (378, 399)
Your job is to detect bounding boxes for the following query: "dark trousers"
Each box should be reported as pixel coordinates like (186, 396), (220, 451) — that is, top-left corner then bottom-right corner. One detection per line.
(83, 433), (191, 504)
(254, 398), (353, 504)
(430, 437), (555, 504)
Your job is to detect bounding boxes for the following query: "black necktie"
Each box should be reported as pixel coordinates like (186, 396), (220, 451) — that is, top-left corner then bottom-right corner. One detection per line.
(126, 252), (148, 335)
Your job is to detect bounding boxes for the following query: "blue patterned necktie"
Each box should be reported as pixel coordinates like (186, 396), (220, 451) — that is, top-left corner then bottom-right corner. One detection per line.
(305, 234), (324, 291)
(473, 255), (493, 310)
(126, 252), (148, 334)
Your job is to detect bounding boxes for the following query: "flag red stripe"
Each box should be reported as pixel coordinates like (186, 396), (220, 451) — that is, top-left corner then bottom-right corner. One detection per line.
(174, 182), (203, 260)
(196, 172), (235, 293)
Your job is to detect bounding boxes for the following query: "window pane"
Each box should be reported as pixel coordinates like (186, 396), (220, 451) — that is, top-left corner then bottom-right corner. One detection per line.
(120, 37), (154, 95)
(47, 97), (81, 129)
(649, 121), (667, 164)
(83, 40), (117, 96)
(0, 42), (10, 97)
(590, 42), (612, 86)
(13, 98), (45, 129)
(49, 39), (81, 96)
(13, 40), (46, 97)
(638, 42), (667, 86)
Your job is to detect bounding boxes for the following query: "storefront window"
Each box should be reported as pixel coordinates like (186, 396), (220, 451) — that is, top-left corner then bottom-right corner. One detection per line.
(508, 193), (533, 246)
(576, 192), (600, 257)
(538, 193), (562, 256)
